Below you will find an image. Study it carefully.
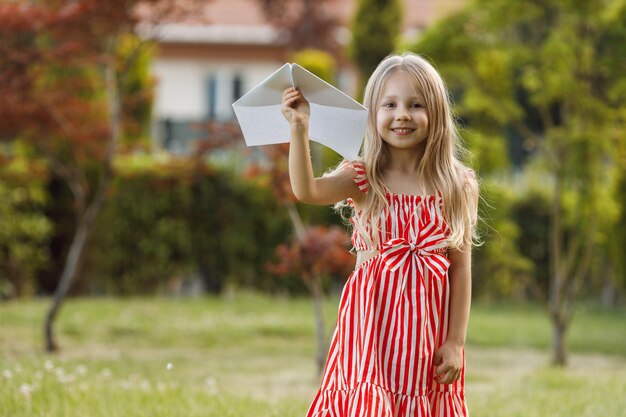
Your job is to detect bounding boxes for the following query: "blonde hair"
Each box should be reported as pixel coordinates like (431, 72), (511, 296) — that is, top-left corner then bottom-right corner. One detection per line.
(338, 52), (479, 249)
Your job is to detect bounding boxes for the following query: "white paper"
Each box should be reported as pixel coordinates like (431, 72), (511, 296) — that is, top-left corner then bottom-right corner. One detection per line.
(232, 63), (367, 161)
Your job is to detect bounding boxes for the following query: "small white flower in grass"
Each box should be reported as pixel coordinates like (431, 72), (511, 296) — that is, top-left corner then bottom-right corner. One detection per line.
(75, 365), (87, 376)
(20, 383), (32, 400)
(58, 372), (76, 385)
(3, 369), (12, 379)
(139, 380), (151, 392)
(204, 376), (219, 395)
(54, 367), (75, 384)
(44, 360), (54, 372)
(100, 368), (112, 380)
(166, 363), (173, 371)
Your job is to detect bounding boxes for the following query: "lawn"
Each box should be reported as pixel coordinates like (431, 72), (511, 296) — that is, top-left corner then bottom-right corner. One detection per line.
(1, 293), (625, 417)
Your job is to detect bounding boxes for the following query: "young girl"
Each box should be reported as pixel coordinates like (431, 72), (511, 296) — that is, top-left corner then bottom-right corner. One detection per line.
(282, 52), (478, 417)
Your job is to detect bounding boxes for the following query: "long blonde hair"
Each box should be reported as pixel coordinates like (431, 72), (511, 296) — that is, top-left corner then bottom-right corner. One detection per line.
(339, 52), (478, 249)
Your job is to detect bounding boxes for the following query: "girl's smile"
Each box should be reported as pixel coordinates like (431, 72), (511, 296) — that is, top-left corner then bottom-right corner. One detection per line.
(391, 127), (416, 135)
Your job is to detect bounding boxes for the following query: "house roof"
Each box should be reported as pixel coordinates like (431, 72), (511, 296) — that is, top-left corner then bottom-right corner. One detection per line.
(139, 0), (466, 45)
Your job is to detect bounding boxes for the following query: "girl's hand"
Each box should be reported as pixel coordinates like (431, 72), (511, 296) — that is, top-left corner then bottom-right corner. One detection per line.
(282, 87), (310, 127)
(433, 341), (463, 384)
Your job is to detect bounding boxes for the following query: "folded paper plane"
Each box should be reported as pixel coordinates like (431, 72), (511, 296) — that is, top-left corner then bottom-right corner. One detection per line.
(232, 63), (367, 161)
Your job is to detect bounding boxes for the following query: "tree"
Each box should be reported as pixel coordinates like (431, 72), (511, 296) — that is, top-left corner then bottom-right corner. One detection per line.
(412, 0), (626, 365)
(0, 0), (202, 351)
(268, 225), (354, 373)
(258, 0), (343, 56)
(349, 0), (402, 94)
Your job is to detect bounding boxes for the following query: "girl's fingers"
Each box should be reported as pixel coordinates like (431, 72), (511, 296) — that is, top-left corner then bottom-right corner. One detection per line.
(281, 87), (309, 123)
(435, 363), (461, 384)
(283, 93), (300, 105)
(282, 87), (300, 99)
(437, 370), (454, 384)
(283, 88), (307, 103)
(283, 96), (302, 109)
(287, 94), (305, 105)
(283, 95), (309, 112)
(435, 361), (448, 376)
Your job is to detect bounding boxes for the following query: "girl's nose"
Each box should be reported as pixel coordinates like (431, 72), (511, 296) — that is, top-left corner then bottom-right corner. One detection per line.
(395, 109), (411, 120)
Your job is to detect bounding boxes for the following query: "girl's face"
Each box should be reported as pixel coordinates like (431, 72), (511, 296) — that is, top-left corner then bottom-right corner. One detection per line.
(376, 71), (429, 152)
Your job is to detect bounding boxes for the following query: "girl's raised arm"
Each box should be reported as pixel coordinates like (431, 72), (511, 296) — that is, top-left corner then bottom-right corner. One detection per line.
(282, 87), (363, 206)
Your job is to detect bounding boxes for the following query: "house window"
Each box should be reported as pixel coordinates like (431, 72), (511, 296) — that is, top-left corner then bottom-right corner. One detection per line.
(206, 75), (217, 120)
(233, 74), (243, 102)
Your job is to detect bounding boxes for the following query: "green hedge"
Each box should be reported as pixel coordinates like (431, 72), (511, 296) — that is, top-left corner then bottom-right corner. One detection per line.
(0, 156), (52, 298)
(3, 152), (622, 301)
(83, 157), (294, 295)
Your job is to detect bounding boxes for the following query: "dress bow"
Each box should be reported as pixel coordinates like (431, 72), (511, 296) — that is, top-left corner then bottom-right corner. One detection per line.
(380, 237), (450, 279)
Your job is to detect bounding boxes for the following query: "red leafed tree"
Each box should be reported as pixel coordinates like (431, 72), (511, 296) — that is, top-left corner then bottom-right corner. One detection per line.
(268, 225), (354, 373)
(258, 0), (343, 56)
(0, 0), (202, 352)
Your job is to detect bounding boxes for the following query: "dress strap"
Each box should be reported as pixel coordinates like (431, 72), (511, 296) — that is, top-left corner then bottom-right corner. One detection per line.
(351, 161), (369, 193)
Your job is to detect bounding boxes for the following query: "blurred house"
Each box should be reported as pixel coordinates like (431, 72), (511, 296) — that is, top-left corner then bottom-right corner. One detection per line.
(142, 0), (465, 153)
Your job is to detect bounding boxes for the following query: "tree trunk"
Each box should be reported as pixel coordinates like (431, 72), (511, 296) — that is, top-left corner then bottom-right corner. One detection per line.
(6, 261), (22, 298)
(548, 158), (597, 366)
(601, 275), (618, 308)
(284, 201), (328, 374)
(285, 201), (306, 240)
(44, 61), (120, 352)
(44, 203), (103, 351)
(549, 167), (569, 366)
(306, 273), (327, 375)
(551, 312), (569, 366)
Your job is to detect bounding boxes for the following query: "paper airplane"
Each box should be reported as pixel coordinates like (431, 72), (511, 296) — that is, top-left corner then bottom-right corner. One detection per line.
(232, 63), (367, 161)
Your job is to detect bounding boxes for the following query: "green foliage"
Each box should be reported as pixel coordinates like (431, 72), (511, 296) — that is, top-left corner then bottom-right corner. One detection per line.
(186, 167), (293, 294)
(86, 173), (193, 295)
(116, 34), (154, 147)
(291, 48), (335, 84)
(349, 0), (402, 93)
(510, 187), (552, 298)
(84, 154), (293, 295)
(473, 182), (534, 299)
(0, 151), (52, 298)
(612, 172), (626, 291)
(458, 129), (509, 174)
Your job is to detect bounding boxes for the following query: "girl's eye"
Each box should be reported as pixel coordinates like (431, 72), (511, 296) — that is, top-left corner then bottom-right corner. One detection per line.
(411, 103), (424, 109)
(383, 102), (395, 108)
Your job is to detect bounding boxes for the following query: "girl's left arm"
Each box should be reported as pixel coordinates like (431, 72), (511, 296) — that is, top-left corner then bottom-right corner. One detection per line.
(434, 176), (479, 385)
(433, 244), (472, 384)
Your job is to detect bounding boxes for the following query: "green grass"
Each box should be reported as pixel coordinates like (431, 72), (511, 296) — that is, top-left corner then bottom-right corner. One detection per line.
(468, 302), (626, 356)
(0, 294), (625, 417)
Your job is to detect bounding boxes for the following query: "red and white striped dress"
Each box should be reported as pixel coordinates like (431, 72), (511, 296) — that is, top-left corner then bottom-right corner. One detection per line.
(306, 162), (468, 417)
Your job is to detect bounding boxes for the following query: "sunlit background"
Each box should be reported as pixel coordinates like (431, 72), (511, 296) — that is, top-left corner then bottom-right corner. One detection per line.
(0, 0), (625, 416)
